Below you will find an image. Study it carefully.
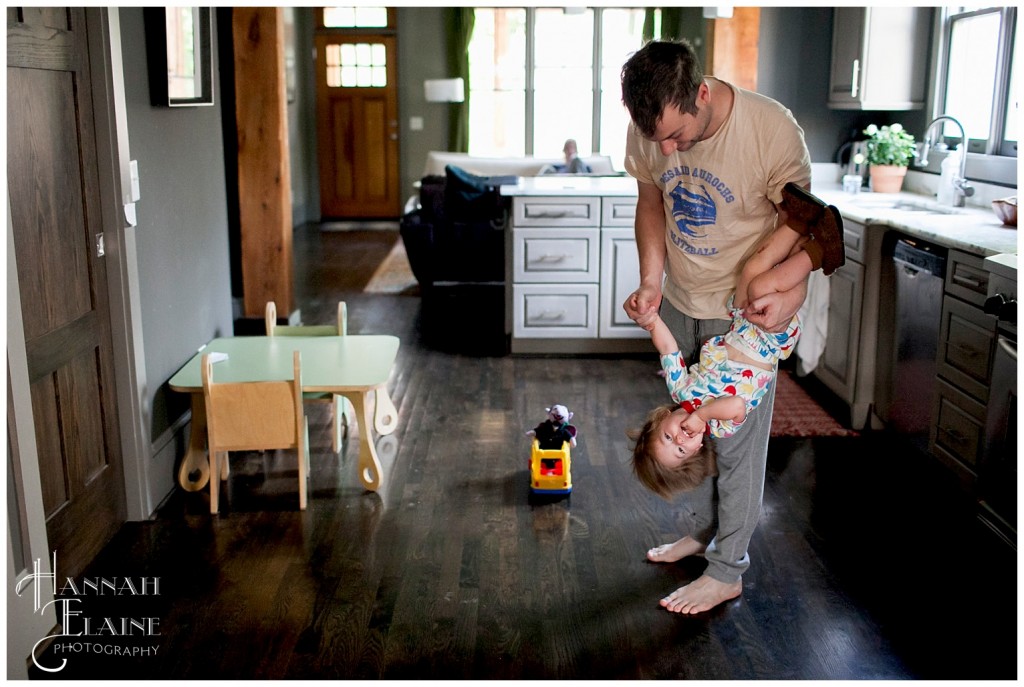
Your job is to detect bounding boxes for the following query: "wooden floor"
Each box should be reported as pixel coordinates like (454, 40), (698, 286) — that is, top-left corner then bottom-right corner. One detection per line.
(30, 226), (1016, 680)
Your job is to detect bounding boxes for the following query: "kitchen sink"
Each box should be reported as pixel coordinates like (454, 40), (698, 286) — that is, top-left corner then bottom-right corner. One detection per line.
(849, 197), (961, 215)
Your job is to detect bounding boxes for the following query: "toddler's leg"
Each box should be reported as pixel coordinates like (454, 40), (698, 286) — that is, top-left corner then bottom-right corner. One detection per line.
(747, 243), (815, 302)
(735, 226), (804, 308)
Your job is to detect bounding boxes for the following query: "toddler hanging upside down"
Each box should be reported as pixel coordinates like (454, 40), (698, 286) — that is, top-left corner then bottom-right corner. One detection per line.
(628, 183), (843, 498)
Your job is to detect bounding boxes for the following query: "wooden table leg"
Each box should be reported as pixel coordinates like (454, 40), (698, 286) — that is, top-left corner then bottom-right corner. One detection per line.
(177, 393), (211, 492)
(342, 391), (383, 492)
(373, 386), (398, 436)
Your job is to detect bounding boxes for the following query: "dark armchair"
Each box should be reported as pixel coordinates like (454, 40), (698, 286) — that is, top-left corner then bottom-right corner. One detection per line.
(399, 165), (518, 289)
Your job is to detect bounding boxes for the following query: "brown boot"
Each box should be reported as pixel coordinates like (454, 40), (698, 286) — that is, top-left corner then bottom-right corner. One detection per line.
(781, 183), (845, 275)
(781, 182), (824, 235)
(813, 205), (846, 275)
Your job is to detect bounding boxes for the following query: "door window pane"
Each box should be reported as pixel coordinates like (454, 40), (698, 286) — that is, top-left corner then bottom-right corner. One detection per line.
(325, 42), (386, 88)
(323, 6), (388, 28)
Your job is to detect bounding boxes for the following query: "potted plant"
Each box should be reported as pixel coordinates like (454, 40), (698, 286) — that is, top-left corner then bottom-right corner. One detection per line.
(863, 123), (917, 193)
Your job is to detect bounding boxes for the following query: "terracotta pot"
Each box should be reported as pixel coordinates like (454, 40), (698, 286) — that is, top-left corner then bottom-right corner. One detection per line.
(869, 164), (907, 194)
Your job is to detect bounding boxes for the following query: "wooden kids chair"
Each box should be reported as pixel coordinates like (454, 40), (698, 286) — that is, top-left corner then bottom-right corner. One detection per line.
(265, 300), (349, 452)
(202, 350), (309, 513)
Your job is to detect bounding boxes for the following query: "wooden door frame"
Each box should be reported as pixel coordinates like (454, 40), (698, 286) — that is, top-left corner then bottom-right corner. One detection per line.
(313, 8), (401, 219)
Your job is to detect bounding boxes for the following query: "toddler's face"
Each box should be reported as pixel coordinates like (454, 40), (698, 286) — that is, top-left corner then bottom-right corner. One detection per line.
(653, 407), (704, 469)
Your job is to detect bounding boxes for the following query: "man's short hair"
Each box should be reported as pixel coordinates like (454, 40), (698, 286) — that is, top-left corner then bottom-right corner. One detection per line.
(621, 39), (705, 138)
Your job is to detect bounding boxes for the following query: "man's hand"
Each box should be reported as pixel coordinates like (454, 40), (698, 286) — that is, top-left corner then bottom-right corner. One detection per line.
(624, 284), (663, 330)
(744, 278), (808, 332)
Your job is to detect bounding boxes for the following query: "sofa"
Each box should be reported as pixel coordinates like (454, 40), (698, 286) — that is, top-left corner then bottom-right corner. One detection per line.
(422, 150), (617, 178)
(400, 164), (515, 288)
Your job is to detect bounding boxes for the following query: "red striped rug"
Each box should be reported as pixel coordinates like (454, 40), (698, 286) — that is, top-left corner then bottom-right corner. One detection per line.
(771, 369), (859, 438)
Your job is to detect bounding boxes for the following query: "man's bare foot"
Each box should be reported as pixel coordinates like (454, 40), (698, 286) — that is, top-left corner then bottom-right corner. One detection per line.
(660, 574), (742, 614)
(646, 536), (706, 563)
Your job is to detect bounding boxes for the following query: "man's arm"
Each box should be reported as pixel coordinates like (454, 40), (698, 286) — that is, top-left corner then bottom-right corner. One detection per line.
(623, 180), (666, 329)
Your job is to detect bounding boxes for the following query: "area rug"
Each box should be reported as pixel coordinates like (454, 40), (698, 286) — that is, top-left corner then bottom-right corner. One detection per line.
(770, 369), (859, 438)
(364, 240), (420, 295)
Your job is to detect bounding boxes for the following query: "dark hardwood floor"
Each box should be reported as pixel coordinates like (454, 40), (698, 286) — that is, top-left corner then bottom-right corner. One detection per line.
(30, 225), (1016, 680)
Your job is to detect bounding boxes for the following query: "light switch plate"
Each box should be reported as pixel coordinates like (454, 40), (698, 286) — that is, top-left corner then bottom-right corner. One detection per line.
(410, 116), (424, 131)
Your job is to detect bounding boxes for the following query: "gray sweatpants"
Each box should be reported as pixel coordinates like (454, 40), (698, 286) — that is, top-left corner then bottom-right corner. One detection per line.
(660, 299), (776, 584)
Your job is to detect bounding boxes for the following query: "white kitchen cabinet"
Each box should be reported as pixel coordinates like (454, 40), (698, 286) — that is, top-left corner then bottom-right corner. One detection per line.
(503, 181), (651, 354)
(828, 6), (932, 110)
(929, 250), (998, 486)
(818, 259), (863, 400)
(599, 228), (643, 338)
(814, 219), (884, 429)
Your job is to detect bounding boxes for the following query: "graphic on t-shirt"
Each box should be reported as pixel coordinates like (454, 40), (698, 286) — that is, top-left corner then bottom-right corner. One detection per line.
(669, 182), (716, 238)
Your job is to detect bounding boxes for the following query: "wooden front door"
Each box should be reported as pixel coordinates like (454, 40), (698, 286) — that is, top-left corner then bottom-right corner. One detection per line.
(315, 31), (400, 219)
(7, 6), (127, 581)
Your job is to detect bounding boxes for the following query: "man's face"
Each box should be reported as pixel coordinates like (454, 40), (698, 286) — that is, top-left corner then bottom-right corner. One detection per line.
(648, 84), (712, 155)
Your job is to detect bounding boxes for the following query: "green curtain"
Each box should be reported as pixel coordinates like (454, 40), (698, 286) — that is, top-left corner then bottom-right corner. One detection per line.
(643, 7), (685, 41)
(445, 7), (474, 153)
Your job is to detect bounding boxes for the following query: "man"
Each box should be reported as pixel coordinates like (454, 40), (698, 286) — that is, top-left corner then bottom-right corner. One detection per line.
(620, 39), (812, 614)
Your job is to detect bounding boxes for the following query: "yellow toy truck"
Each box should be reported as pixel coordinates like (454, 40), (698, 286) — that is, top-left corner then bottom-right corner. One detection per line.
(526, 404), (577, 496)
(529, 439), (572, 495)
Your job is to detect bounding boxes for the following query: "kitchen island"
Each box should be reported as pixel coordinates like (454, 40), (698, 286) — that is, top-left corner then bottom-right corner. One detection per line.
(500, 176), (649, 354)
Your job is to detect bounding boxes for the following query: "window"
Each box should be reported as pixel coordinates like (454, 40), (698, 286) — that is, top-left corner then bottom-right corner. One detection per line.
(322, 6), (389, 29)
(325, 42), (387, 88)
(938, 6), (1017, 158)
(467, 7), (649, 166)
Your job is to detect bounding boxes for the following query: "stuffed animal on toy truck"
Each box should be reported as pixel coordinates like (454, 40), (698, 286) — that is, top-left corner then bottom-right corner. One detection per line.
(525, 405), (577, 495)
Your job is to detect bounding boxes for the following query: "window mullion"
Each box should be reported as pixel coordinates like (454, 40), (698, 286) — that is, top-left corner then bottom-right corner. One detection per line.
(525, 7), (536, 156)
(592, 8), (602, 153)
(988, 6), (1015, 156)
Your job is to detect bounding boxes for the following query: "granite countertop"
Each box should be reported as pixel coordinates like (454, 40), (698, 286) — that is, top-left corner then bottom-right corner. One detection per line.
(500, 175), (638, 197)
(498, 175), (1018, 260)
(816, 186), (1018, 257)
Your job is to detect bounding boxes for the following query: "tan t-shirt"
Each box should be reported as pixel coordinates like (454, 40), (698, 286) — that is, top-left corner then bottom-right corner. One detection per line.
(625, 78), (811, 320)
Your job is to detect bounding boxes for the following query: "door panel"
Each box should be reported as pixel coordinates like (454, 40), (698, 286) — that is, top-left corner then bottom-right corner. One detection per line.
(315, 33), (400, 218)
(7, 6), (126, 581)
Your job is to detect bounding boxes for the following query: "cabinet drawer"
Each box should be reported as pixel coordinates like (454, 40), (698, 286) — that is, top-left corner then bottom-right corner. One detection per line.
(945, 250), (990, 307)
(513, 196), (600, 227)
(842, 219), (865, 263)
(930, 377), (986, 478)
(602, 197), (637, 226)
(513, 228), (599, 283)
(513, 284), (598, 338)
(937, 295), (996, 403)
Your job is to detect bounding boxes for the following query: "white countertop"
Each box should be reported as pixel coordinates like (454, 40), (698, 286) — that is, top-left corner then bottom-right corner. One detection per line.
(500, 174), (637, 197)
(816, 186), (1019, 258)
(499, 175), (1018, 260)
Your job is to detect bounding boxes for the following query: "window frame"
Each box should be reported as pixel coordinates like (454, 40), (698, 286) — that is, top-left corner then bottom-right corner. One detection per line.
(924, 6), (1017, 186)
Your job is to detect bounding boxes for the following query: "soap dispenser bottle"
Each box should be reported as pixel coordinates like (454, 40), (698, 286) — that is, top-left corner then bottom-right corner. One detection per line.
(937, 146), (961, 206)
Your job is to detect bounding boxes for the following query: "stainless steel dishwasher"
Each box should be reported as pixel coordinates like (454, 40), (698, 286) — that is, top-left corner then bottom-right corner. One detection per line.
(886, 238), (947, 448)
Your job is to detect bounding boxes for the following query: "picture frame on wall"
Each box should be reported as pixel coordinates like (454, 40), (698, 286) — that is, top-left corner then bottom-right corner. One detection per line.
(144, 7), (214, 107)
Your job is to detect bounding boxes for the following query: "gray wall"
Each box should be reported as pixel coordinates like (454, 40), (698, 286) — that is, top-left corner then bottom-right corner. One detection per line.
(757, 6), (928, 164)
(396, 7), (451, 202)
(287, 7), (320, 226)
(119, 8), (235, 441)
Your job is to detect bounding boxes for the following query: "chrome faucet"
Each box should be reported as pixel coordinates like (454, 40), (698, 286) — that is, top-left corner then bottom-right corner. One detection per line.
(917, 115), (974, 207)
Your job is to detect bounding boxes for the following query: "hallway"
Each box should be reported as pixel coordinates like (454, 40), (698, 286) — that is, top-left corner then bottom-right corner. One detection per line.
(28, 226), (1017, 680)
